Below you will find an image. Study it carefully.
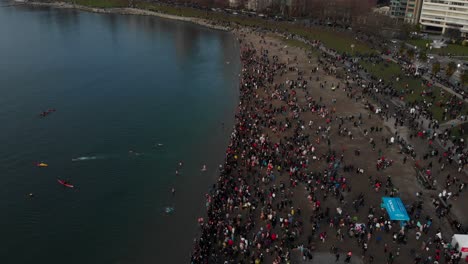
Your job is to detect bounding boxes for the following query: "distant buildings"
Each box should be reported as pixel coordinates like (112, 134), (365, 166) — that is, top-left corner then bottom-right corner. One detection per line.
(390, 0), (423, 24)
(404, 0), (423, 24)
(228, 0), (243, 8)
(374, 6), (391, 15)
(246, 0), (271, 11)
(287, 0), (307, 16)
(385, 0), (468, 38)
(196, 0), (468, 38)
(390, 0), (408, 19)
(419, 0), (468, 38)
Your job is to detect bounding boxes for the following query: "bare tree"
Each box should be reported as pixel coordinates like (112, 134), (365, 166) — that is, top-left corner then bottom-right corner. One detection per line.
(444, 28), (461, 42)
(432, 61), (441, 75)
(446, 62), (457, 77)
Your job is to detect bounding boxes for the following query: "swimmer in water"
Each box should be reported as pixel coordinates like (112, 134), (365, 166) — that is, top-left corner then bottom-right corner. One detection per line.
(175, 170), (179, 175)
(179, 161), (183, 167)
(171, 187), (175, 196)
(201, 165), (207, 172)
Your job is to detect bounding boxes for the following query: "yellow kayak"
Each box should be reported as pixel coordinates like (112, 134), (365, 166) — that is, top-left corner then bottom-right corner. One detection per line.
(36, 162), (48, 167)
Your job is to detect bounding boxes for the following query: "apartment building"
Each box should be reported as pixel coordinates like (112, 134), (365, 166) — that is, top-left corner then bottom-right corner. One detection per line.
(246, 0), (272, 11)
(390, 0), (408, 19)
(229, 0), (243, 8)
(286, 0), (306, 16)
(404, 0), (423, 24)
(419, 0), (468, 37)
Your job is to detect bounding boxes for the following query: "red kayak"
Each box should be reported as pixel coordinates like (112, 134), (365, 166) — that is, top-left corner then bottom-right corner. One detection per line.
(39, 108), (56, 117)
(57, 179), (74, 188)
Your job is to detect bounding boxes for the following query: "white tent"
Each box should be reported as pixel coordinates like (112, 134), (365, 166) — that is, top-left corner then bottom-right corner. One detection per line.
(451, 234), (468, 259)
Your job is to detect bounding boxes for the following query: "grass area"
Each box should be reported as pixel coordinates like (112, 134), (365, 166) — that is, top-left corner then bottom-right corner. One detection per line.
(360, 60), (463, 121)
(272, 35), (316, 52)
(136, 1), (207, 18)
(408, 39), (468, 56)
(361, 61), (401, 80)
(284, 26), (372, 54)
(75, 0), (127, 8)
(450, 123), (468, 141)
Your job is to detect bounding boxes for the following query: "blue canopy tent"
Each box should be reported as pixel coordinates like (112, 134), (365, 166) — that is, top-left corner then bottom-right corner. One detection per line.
(381, 197), (410, 225)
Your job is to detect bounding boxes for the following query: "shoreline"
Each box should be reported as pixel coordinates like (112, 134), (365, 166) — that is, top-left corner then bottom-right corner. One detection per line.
(25, 1), (231, 31)
(18, 3), (241, 262)
(14, 2), (467, 263)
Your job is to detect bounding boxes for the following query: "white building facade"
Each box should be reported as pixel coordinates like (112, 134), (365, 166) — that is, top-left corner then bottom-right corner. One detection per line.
(229, 0), (243, 8)
(419, 0), (468, 38)
(246, 0), (272, 11)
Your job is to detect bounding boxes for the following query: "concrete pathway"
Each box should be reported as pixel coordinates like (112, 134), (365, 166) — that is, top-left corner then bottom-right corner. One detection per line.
(294, 252), (364, 264)
(421, 75), (468, 103)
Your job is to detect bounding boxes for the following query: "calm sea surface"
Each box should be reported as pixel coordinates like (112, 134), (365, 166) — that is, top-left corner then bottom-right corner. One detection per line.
(0, 3), (239, 263)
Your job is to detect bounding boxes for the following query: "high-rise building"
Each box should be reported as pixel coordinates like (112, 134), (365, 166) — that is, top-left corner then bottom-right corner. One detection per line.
(419, 0), (468, 37)
(229, 0), (243, 8)
(246, 0), (272, 11)
(286, 0), (306, 16)
(404, 0), (423, 24)
(390, 0), (408, 19)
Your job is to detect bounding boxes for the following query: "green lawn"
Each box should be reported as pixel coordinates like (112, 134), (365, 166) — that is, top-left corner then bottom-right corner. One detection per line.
(136, 2), (207, 18)
(360, 60), (465, 121)
(450, 123), (468, 141)
(360, 61), (401, 80)
(285, 27), (372, 54)
(408, 39), (468, 56)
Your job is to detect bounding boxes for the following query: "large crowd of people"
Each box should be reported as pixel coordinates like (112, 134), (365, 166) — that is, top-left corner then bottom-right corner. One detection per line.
(190, 28), (467, 264)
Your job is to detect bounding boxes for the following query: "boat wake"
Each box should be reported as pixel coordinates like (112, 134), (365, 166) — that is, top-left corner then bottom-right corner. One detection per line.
(71, 156), (101, 162)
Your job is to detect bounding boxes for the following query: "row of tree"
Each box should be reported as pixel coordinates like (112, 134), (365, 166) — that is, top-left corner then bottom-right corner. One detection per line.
(432, 61), (468, 83)
(155, 0), (378, 18)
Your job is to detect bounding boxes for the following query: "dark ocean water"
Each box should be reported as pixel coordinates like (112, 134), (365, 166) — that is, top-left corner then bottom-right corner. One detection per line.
(0, 3), (239, 263)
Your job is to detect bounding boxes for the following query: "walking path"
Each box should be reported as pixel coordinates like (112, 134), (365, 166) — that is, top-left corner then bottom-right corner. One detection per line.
(294, 252), (364, 264)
